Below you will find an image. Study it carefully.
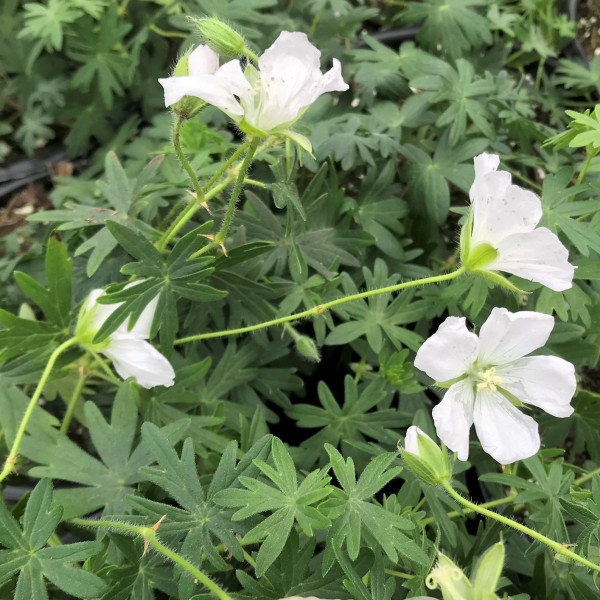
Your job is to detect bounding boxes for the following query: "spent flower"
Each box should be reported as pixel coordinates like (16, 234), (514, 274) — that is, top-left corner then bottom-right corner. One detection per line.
(460, 153), (574, 292)
(414, 308), (576, 464)
(77, 286), (175, 389)
(159, 31), (348, 144)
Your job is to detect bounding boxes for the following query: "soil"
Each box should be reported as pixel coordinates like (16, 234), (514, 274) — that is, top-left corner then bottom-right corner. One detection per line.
(577, 0), (600, 59)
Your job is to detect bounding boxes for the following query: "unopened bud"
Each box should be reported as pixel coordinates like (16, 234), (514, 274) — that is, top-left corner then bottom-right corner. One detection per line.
(400, 426), (451, 486)
(168, 47), (211, 118)
(296, 336), (320, 362)
(191, 17), (246, 59)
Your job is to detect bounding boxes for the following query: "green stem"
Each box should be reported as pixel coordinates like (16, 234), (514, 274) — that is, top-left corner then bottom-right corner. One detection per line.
(149, 24), (187, 38)
(575, 466), (600, 486)
(70, 518), (234, 600)
(214, 137), (260, 245)
(202, 141), (250, 192)
(175, 266), (467, 345)
(0, 337), (79, 484)
(441, 482), (600, 573)
(156, 115), (207, 251)
(384, 569), (414, 579)
(60, 369), (87, 434)
(420, 492), (519, 526)
(89, 351), (121, 385)
(575, 151), (593, 187)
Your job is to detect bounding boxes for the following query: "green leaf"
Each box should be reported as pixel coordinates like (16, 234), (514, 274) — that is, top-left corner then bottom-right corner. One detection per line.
(45, 235), (72, 326)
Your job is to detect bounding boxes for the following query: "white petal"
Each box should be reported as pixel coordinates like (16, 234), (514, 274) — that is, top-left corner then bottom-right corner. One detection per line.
(158, 73), (244, 115)
(486, 227), (575, 292)
(117, 295), (158, 339)
(103, 337), (175, 388)
(414, 317), (479, 382)
(87, 289), (121, 332)
(432, 380), (475, 461)
(473, 153), (500, 179)
(404, 425), (435, 456)
(188, 45), (219, 76)
(214, 59), (253, 100)
(496, 356), (576, 417)
(473, 389), (539, 464)
(253, 31), (348, 131)
(470, 184), (542, 248)
(477, 307), (554, 365)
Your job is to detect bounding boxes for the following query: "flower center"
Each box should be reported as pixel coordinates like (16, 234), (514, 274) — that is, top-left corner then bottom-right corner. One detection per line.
(476, 367), (502, 392)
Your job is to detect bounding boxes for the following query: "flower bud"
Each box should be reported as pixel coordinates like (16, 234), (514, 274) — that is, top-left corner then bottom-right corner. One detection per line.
(166, 47), (211, 118)
(400, 426), (451, 486)
(471, 542), (505, 599)
(295, 336), (321, 362)
(426, 555), (472, 600)
(190, 17), (246, 59)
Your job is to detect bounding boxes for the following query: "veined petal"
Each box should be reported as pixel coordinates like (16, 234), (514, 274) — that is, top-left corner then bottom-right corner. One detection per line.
(470, 184), (542, 248)
(477, 307), (554, 365)
(188, 45), (220, 76)
(473, 389), (539, 464)
(486, 227), (575, 292)
(432, 380), (475, 461)
(414, 316), (479, 382)
(159, 73), (244, 115)
(103, 337), (175, 388)
(496, 356), (576, 417)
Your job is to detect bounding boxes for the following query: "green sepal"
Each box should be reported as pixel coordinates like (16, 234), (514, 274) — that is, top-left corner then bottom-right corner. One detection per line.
(459, 207), (473, 262)
(190, 17), (247, 59)
(463, 242), (498, 271)
(472, 542), (505, 599)
(400, 432), (452, 486)
(470, 269), (529, 294)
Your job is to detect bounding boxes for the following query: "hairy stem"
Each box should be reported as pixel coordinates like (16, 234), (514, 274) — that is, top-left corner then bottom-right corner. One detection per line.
(214, 137), (260, 245)
(70, 518), (234, 600)
(575, 466), (600, 486)
(441, 482), (600, 573)
(175, 266), (467, 345)
(0, 337), (79, 484)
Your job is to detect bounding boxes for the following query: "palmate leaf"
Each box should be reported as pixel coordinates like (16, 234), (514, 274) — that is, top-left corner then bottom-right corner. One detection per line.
(0, 479), (106, 600)
(214, 437), (333, 577)
(128, 425), (270, 574)
(321, 445), (429, 572)
(20, 382), (188, 518)
(400, 0), (491, 58)
(19, 0), (81, 50)
(288, 375), (407, 468)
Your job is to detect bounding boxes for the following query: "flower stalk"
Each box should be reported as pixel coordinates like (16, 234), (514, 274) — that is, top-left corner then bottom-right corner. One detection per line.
(441, 482), (600, 573)
(175, 266), (467, 344)
(0, 337), (79, 484)
(70, 517), (234, 600)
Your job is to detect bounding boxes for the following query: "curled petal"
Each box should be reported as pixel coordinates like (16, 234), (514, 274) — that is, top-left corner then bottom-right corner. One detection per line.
(415, 317), (479, 382)
(477, 308), (554, 365)
(103, 337), (175, 389)
(432, 380), (475, 461)
(159, 73), (244, 115)
(496, 356), (576, 417)
(473, 389), (539, 464)
(486, 227), (574, 292)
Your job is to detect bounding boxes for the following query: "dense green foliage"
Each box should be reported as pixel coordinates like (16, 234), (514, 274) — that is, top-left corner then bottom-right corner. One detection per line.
(1, 0), (600, 599)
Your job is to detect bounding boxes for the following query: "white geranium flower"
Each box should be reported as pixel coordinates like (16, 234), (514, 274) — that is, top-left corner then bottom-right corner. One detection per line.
(461, 153), (574, 292)
(159, 31), (349, 138)
(414, 308), (576, 464)
(80, 288), (175, 389)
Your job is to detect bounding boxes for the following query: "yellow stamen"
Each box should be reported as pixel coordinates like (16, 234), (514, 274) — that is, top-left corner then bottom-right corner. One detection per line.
(476, 367), (502, 392)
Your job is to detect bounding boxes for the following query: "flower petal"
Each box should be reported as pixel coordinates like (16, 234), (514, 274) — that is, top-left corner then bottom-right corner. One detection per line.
(477, 307), (554, 365)
(404, 425), (435, 456)
(432, 380), (475, 461)
(414, 317), (479, 382)
(158, 73), (244, 115)
(118, 295), (158, 339)
(473, 389), (539, 464)
(188, 45), (219, 76)
(486, 227), (574, 292)
(470, 184), (542, 248)
(103, 337), (175, 388)
(496, 356), (575, 417)
(254, 31), (348, 131)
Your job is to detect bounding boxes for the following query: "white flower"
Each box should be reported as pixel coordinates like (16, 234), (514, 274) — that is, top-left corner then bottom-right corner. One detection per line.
(159, 31), (349, 136)
(462, 153), (574, 292)
(414, 308), (576, 464)
(82, 288), (175, 389)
